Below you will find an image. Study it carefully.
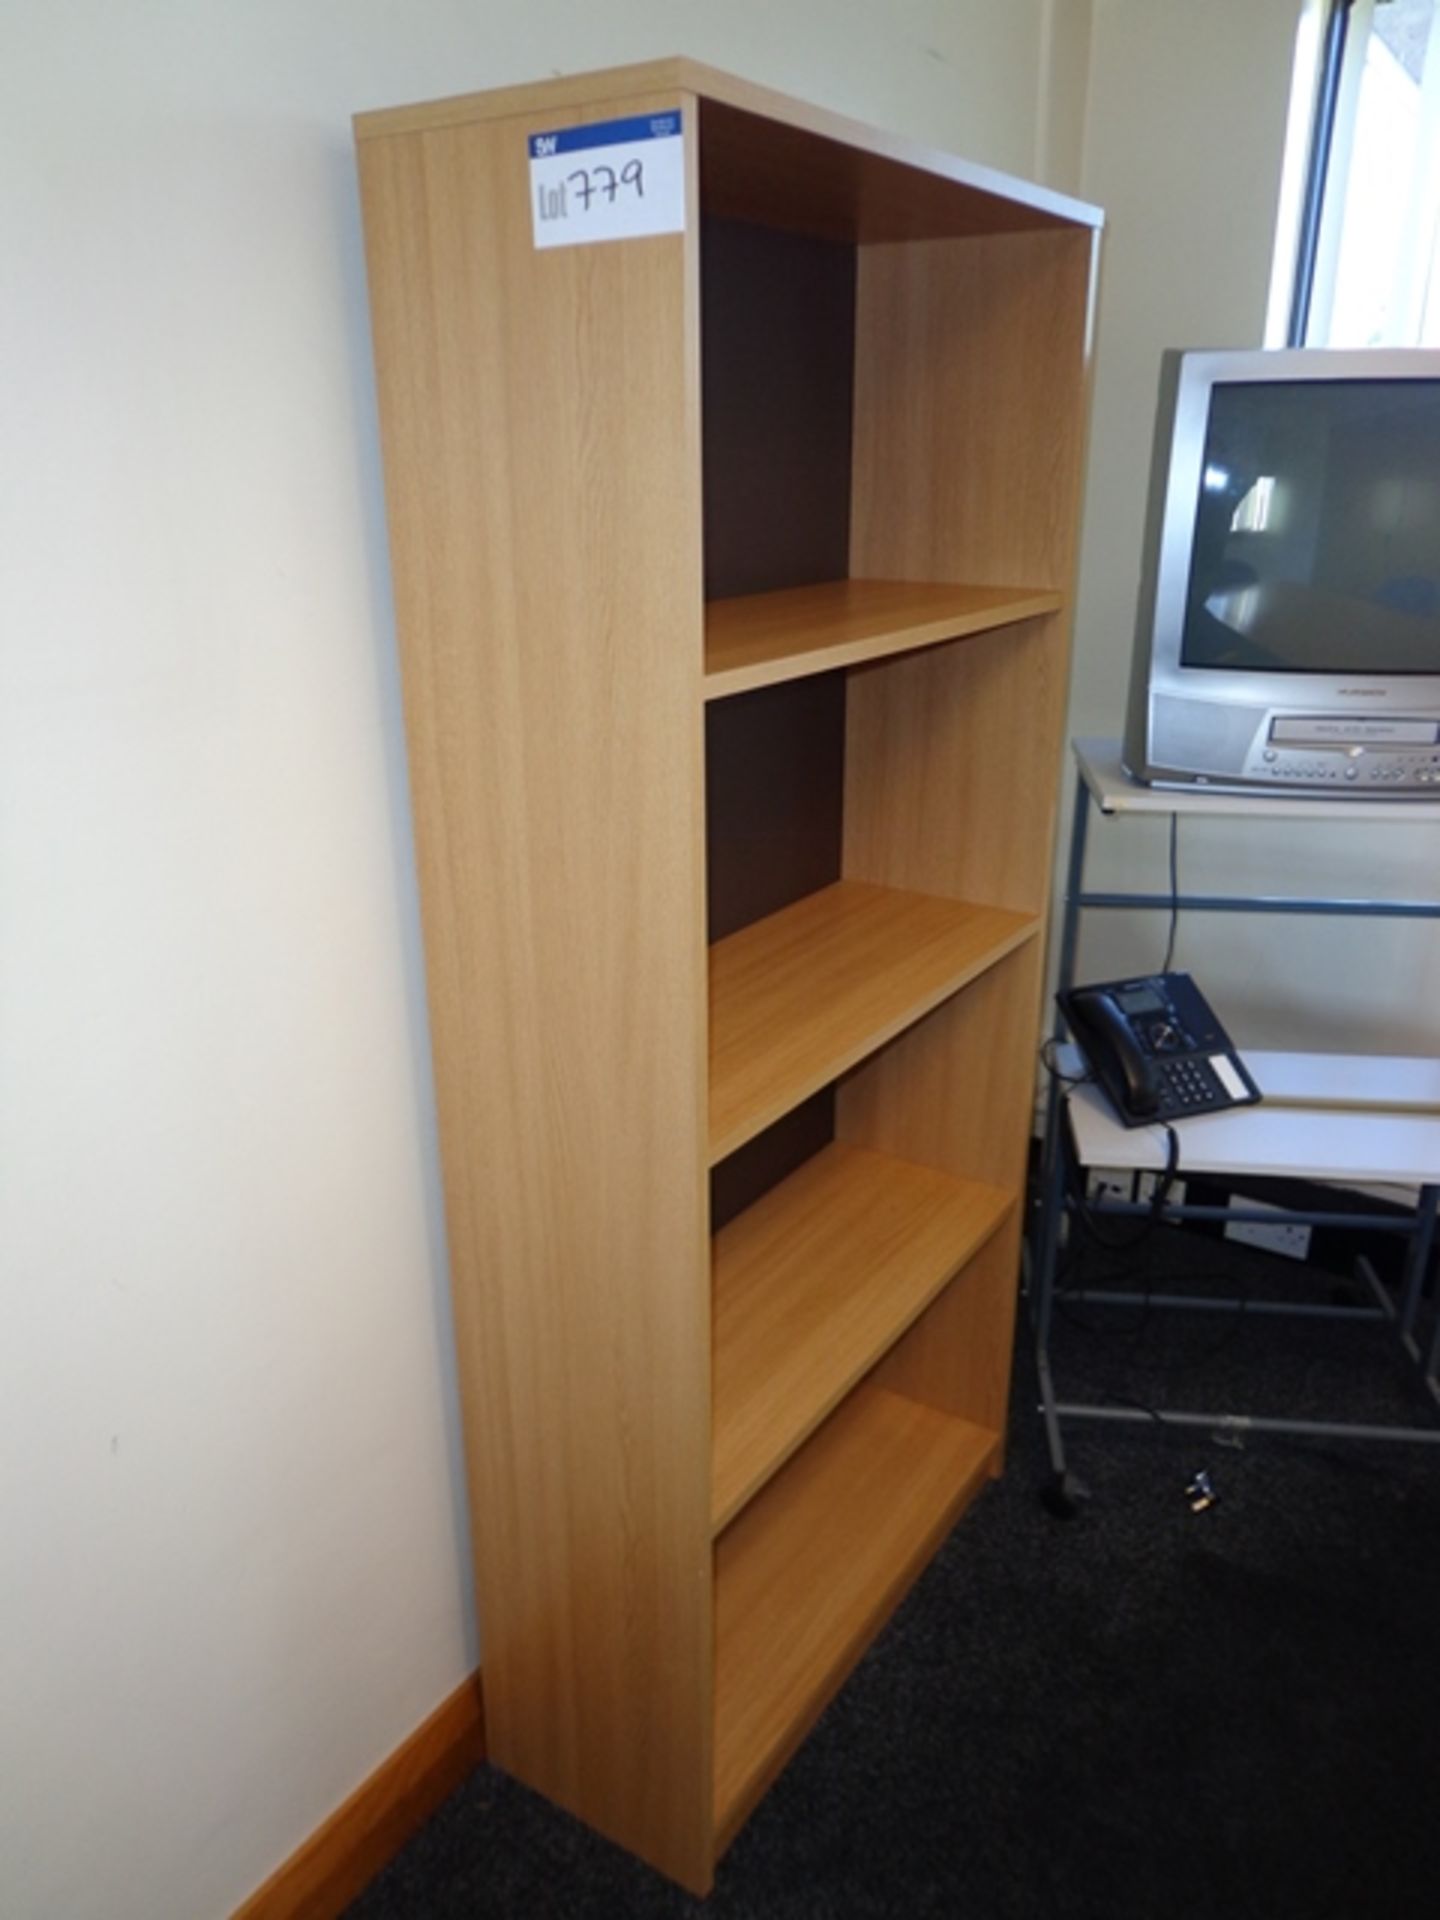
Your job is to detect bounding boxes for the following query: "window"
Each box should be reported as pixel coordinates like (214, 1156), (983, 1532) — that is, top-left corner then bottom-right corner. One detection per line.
(1270, 0), (1440, 346)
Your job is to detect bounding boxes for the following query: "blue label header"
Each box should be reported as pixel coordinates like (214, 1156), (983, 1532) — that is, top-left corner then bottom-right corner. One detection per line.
(529, 111), (682, 159)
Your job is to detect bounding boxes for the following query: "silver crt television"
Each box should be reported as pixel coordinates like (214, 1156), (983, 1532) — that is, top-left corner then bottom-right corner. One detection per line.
(1122, 348), (1440, 796)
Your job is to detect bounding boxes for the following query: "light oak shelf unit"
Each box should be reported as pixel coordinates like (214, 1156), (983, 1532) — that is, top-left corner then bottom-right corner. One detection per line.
(356, 56), (1100, 1897)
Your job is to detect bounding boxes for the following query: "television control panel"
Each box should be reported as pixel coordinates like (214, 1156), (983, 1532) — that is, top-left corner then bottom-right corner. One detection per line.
(1243, 716), (1440, 792)
(1137, 701), (1440, 797)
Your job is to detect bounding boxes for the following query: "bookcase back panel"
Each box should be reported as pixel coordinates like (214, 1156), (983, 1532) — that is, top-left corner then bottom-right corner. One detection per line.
(706, 675), (845, 942)
(701, 216), (855, 599)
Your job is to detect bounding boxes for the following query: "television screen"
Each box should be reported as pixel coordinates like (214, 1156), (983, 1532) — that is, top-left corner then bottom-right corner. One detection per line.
(1181, 379), (1440, 675)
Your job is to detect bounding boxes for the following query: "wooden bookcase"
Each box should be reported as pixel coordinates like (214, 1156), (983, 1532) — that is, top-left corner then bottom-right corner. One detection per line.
(355, 59), (1100, 1895)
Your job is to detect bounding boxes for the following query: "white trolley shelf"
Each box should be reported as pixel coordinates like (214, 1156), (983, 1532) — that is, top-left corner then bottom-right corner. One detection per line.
(1031, 739), (1440, 1483)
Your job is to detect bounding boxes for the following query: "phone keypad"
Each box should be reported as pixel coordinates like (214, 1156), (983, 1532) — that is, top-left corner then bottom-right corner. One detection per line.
(1157, 1056), (1220, 1112)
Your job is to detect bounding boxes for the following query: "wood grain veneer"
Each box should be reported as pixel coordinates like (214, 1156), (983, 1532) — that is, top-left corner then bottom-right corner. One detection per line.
(708, 881), (1039, 1163)
(355, 60), (1102, 242)
(840, 941), (1048, 1195)
(712, 1143), (1013, 1529)
(704, 579), (1061, 699)
(357, 91), (714, 1892)
(843, 618), (1070, 917)
(850, 227), (1097, 588)
(831, 226), (1096, 1499)
(713, 1386), (997, 1849)
(871, 1216), (1028, 1470)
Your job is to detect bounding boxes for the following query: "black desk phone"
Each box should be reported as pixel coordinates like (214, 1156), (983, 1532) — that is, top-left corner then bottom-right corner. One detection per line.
(1058, 971), (1260, 1128)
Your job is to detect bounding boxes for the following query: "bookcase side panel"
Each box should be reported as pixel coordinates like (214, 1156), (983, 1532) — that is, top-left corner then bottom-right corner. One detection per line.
(841, 616), (1071, 916)
(358, 100), (714, 1889)
(845, 222), (1097, 922)
(850, 226), (1097, 591)
(838, 944), (1046, 1449)
(837, 937), (1046, 1195)
(868, 1216), (1027, 1453)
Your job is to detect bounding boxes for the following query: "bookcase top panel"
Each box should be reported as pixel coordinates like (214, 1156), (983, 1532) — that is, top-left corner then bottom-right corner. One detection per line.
(354, 57), (1103, 243)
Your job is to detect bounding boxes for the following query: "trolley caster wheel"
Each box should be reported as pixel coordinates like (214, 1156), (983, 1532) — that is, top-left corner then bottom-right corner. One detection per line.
(1040, 1470), (1090, 1519)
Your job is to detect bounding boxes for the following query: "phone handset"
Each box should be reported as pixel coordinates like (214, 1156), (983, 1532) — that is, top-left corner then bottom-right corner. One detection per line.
(1067, 987), (1161, 1119)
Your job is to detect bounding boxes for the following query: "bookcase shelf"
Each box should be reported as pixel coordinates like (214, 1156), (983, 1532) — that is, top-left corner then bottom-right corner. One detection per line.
(356, 55), (1099, 1897)
(713, 1383), (998, 1848)
(703, 578), (1061, 699)
(709, 881), (1038, 1163)
(712, 1141), (1014, 1528)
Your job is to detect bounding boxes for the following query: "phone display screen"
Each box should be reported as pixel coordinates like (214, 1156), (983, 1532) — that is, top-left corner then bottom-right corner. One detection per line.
(1116, 985), (1165, 1016)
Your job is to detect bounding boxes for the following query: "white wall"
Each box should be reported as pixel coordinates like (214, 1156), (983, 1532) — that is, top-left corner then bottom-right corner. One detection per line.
(0, 6), (1054, 1918)
(1066, 0), (1440, 1055)
(1036, 0), (1095, 194)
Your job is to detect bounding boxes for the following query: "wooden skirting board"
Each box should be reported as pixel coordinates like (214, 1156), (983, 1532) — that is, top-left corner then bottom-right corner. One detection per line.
(232, 1672), (486, 1920)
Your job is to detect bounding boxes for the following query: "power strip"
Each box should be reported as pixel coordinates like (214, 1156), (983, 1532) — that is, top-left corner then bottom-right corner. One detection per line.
(1224, 1198), (1313, 1261)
